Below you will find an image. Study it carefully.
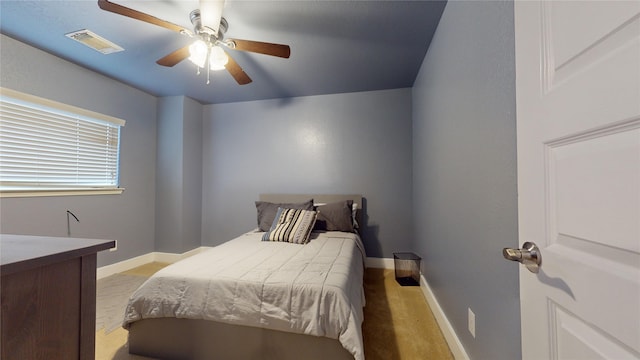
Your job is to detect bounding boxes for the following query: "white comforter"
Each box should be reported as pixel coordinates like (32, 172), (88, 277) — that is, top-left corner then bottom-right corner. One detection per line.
(123, 230), (366, 359)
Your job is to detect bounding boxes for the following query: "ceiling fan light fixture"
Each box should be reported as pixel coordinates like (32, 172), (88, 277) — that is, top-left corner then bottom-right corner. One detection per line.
(188, 40), (209, 68)
(97, 0), (288, 86)
(188, 41), (228, 71)
(209, 46), (229, 70)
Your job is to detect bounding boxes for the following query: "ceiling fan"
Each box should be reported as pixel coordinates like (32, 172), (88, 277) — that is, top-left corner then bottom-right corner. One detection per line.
(97, 0), (291, 85)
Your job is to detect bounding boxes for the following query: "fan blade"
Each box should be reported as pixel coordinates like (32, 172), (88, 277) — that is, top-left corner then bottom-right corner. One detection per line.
(199, 0), (224, 35)
(224, 53), (252, 85)
(231, 39), (291, 58)
(157, 45), (191, 67)
(97, 0), (187, 34)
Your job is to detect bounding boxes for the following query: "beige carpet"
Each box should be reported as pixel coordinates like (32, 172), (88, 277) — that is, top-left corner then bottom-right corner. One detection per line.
(362, 268), (453, 359)
(96, 263), (169, 360)
(96, 262), (171, 335)
(96, 264), (453, 360)
(96, 274), (148, 333)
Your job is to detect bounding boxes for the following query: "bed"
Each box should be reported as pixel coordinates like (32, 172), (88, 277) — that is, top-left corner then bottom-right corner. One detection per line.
(124, 194), (366, 360)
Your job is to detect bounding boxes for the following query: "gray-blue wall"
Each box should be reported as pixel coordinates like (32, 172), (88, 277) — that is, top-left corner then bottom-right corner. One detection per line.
(201, 89), (413, 258)
(412, 1), (520, 359)
(0, 34), (157, 267)
(155, 96), (203, 253)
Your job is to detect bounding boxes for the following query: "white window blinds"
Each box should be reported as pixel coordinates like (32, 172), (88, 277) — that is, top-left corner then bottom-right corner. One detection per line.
(0, 88), (125, 192)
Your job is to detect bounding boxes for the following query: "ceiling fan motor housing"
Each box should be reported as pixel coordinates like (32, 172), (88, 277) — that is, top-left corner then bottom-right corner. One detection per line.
(190, 9), (228, 40)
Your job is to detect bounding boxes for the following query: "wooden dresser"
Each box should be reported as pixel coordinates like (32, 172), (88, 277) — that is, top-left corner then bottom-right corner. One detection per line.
(1, 234), (115, 360)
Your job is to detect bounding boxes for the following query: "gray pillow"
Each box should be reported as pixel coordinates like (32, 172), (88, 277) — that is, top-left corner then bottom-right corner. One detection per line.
(314, 200), (354, 232)
(255, 199), (314, 231)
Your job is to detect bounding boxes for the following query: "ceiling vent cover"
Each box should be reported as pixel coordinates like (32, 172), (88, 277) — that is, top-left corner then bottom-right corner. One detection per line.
(65, 29), (124, 54)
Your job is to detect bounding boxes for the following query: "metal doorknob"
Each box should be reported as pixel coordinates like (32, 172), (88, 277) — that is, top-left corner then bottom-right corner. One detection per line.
(502, 242), (541, 273)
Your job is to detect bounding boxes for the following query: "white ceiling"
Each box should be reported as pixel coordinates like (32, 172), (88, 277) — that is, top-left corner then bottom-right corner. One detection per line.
(0, 0), (446, 105)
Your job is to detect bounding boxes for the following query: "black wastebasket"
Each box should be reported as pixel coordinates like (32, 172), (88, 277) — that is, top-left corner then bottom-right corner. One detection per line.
(393, 252), (421, 286)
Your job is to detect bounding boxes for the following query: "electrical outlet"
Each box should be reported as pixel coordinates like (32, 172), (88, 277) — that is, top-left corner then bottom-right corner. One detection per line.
(110, 239), (117, 252)
(468, 308), (476, 338)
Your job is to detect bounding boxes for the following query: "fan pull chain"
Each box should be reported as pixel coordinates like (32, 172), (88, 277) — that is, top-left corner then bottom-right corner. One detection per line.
(206, 44), (212, 85)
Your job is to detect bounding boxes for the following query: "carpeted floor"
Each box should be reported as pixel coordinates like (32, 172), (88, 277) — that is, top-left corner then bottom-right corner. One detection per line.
(362, 268), (453, 359)
(95, 263), (453, 360)
(96, 274), (148, 333)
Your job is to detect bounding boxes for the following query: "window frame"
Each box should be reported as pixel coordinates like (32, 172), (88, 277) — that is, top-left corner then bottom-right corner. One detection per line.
(0, 88), (126, 198)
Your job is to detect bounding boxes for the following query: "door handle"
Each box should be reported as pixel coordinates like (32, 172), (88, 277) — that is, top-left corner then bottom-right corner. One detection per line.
(502, 242), (541, 273)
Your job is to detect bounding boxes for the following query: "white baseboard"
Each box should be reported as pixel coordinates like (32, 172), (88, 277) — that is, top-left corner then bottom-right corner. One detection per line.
(97, 246), (212, 280)
(153, 246), (212, 264)
(420, 273), (470, 360)
(365, 256), (394, 269)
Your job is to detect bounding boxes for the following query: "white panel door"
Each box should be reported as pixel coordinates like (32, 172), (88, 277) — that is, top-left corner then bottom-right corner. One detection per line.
(514, 1), (640, 359)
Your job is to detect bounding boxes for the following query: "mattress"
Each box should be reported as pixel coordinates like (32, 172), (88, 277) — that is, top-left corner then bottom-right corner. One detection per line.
(123, 230), (366, 359)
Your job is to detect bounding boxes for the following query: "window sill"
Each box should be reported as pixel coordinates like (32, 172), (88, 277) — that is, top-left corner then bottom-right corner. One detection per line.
(0, 188), (125, 198)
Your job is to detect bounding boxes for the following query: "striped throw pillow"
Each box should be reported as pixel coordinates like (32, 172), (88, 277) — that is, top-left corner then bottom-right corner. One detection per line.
(262, 208), (317, 244)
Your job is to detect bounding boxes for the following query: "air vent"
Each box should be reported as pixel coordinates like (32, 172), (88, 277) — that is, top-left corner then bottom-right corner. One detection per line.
(65, 29), (124, 54)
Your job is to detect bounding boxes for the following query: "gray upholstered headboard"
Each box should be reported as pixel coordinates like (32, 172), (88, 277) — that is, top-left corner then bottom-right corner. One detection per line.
(259, 194), (363, 229)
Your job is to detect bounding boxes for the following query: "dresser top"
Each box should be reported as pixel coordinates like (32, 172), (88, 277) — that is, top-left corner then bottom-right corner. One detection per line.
(1, 234), (115, 275)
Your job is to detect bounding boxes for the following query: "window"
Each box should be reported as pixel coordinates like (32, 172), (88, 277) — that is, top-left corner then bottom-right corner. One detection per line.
(0, 88), (125, 197)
